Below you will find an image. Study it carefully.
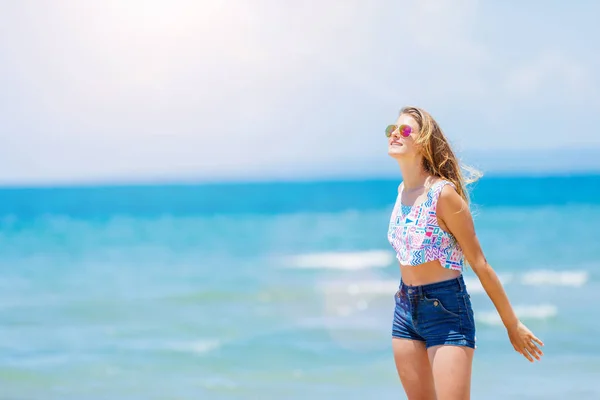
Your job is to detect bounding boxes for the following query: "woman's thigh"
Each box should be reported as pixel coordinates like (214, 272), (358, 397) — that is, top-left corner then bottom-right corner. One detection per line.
(392, 337), (437, 400)
(427, 344), (474, 400)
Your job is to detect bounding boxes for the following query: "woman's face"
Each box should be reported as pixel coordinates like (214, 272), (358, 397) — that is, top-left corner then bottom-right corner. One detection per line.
(387, 114), (420, 159)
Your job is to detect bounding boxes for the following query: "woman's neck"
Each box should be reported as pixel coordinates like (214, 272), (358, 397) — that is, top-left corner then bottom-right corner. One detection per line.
(398, 157), (430, 189)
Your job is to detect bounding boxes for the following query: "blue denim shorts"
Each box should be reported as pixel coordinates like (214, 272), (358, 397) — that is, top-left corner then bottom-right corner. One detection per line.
(392, 275), (476, 349)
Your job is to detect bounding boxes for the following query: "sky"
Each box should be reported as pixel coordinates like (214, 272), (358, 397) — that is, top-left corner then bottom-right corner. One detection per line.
(1, 0), (599, 185)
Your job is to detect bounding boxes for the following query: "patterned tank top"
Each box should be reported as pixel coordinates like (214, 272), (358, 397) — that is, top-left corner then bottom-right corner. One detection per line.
(387, 180), (465, 271)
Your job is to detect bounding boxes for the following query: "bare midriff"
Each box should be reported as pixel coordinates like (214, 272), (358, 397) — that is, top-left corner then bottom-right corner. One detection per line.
(399, 259), (462, 286)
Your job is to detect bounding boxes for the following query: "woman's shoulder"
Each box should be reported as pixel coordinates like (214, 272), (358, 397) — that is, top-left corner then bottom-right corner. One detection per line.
(435, 180), (467, 215)
(428, 177), (456, 193)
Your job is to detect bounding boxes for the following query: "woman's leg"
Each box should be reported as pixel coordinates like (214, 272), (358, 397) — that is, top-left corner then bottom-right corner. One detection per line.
(414, 276), (476, 399)
(427, 345), (474, 400)
(392, 337), (437, 400)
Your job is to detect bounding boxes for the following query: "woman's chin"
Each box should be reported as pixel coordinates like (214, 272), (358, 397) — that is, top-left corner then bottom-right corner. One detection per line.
(388, 147), (407, 158)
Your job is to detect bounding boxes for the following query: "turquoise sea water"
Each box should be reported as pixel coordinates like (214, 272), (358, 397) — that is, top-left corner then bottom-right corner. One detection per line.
(1, 174), (599, 399)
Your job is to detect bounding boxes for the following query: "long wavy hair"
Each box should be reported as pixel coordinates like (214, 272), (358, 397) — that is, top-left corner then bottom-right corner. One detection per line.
(400, 106), (482, 204)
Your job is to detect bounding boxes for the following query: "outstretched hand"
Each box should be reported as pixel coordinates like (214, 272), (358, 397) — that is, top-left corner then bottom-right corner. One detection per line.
(507, 320), (544, 362)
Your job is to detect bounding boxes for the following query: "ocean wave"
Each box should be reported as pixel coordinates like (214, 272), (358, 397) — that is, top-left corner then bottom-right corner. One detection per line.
(464, 269), (590, 294)
(520, 270), (589, 287)
(463, 274), (513, 294)
(286, 250), (394, 270)
(317, 268), (590, 299)
(124, 339), (222, 355)
(165, 339), (221, 355)
(319, 279), (398, 296)
(477, 304), (558, 326)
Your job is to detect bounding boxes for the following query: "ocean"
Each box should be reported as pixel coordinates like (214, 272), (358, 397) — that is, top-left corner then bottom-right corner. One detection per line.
(1, 174), (599, 399)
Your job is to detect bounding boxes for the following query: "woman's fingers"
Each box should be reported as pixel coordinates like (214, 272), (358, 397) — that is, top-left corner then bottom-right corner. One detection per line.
(526, 342), (541, 360)
(531, 335), (544, 347)
(521, 347), (534, 362)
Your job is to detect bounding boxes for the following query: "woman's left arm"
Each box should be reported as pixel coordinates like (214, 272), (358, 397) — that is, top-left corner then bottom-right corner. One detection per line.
(437, 185), (544, 362)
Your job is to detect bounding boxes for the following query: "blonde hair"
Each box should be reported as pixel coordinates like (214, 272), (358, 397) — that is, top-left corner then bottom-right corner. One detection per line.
(400, 106), (482, 204)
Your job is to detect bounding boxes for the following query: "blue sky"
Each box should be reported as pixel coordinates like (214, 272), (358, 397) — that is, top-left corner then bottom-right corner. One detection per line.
(1, 1), (599, 185)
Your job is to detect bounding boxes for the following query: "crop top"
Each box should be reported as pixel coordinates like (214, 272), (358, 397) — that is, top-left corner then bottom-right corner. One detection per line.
(387, 180), (465, 271)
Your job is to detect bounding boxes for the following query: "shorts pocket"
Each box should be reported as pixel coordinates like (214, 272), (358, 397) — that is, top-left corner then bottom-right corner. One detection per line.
(423, 294), (460, 318)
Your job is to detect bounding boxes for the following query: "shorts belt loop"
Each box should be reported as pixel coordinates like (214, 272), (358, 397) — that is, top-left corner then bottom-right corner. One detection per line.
(458, 276), (465, 291)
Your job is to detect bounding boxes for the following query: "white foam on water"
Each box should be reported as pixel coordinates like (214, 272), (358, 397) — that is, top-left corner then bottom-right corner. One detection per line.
(462, 273), (513, 294)
(316, 268), (589, 299)
(120, 338), (222, 356)
(319, 272), (511, 298)
(465, 269), (590, 293)
(463, 277), (485, 293)
(521, 270), (589, 287)
(165, 339), (221, 355)
(319, 278), (398, 296)
(477, 304), (558, 326)
(286, 250), (394, 270)
(318, 276), (396, 319)
(314, 267), (396, 351)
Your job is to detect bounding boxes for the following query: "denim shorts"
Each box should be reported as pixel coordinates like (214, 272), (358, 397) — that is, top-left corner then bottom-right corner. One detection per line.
(392, 275), (476, 349)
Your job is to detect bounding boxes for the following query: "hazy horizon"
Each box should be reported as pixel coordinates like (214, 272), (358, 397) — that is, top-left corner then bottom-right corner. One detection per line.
(1, 146), (599, 188)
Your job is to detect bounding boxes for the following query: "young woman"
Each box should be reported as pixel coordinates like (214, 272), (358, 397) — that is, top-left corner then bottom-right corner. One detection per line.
(386, 106), (544, 399)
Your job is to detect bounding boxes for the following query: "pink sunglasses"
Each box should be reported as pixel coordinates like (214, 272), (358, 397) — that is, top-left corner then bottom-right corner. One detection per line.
(385, 124), (412, 138)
